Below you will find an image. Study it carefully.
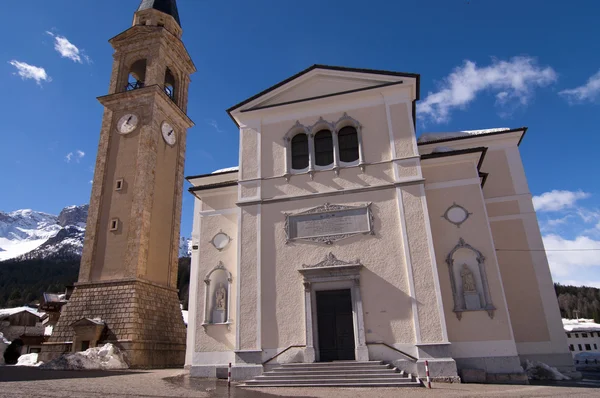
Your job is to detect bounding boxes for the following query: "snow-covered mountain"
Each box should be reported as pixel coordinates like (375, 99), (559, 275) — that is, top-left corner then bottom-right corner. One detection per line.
(179, 236), (191, 258)
(0, 205), (88, 262)
(0, 204), (193, 262)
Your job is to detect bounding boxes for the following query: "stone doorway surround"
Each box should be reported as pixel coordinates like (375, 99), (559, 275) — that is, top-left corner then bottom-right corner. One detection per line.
(298, 253), (368, 363)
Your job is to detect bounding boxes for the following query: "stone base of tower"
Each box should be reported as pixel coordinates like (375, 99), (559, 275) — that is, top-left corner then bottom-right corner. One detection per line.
(40, 278), (186, 368)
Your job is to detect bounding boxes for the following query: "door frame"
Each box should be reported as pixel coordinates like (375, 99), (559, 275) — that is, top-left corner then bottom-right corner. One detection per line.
(298, 259), (368, 362)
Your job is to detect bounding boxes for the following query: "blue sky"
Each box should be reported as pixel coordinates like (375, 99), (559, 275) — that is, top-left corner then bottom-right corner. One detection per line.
(2, 1), (600, 286)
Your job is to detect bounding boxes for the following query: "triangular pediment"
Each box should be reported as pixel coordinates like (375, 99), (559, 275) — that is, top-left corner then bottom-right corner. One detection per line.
(256, 74), (398, 108)
(229, 65), (418, 116)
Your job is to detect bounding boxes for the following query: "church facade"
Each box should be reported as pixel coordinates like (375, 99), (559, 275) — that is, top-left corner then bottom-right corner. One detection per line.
(185, 65), (574, 381)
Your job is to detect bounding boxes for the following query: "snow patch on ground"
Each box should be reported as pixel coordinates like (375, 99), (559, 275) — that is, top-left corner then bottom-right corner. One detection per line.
(524, 359), (570, 380)
(417, 127), (511, 144)
(40, 343), (128, 370)
(15, 353), (41, 367)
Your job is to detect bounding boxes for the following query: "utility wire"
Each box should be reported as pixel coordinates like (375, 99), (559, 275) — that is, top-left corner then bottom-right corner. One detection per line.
(496, 248), (600, 252)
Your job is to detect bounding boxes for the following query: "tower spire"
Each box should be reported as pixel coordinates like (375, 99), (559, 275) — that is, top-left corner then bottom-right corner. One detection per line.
(137, 0), (181, 27)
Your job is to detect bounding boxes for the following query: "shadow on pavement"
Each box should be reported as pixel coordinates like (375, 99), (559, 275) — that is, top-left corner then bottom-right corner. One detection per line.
(165, 374), (313, 398)
(0, 366), (147, 382)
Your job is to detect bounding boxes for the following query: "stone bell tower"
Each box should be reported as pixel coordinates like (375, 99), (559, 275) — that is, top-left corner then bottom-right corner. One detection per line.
(41, 0), (195, 367)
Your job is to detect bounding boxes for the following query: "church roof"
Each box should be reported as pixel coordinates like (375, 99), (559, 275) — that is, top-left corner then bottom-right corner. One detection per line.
(137, 0), (181, 27)
(227, 64), (420, 115)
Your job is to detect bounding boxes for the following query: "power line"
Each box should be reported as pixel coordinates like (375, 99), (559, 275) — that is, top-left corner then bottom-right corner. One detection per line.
(496, 248), (600, 252)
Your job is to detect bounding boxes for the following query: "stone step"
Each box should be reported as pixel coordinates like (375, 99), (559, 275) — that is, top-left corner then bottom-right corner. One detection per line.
(280, 361), (383, 367)
(240, 381), (422, 388)
(240, 361), (424, 389)
(266, 369), (400, 376)
(256, 373), (411, 380)
(272, 364), (391, 372)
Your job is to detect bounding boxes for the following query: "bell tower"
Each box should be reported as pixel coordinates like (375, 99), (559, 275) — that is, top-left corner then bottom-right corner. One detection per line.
(41, 0), (195, 367)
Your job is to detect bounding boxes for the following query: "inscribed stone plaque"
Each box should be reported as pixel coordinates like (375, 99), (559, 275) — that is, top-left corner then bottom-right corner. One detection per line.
(285, 202), (374, 245)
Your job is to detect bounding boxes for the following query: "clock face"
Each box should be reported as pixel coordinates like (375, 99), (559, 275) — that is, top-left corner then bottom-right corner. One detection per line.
(161, 121), (177, 146)
(117, 114), (139, 134)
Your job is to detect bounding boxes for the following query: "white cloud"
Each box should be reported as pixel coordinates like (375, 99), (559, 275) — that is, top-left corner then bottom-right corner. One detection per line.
(560, 70), (600, 103)
(533, 190), (590, 212)
(543, 234), (600, 277)
(418, 56), (557, 123)
(65, 150), (85, 163)
(206, 119), (224, 133)
(560, 280), (600, 289)
(46, 31), (91, 64)
(8, 60), (51, 85)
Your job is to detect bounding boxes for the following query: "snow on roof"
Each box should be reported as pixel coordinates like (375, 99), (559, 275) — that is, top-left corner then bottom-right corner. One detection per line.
(0, 306), (45, 319)
(563, 318), (600, 332)
(417, 127), (511, 144)
(431, 146), (456, 153)
(212, 166), (238, 174)
(181, 309), (188, 326)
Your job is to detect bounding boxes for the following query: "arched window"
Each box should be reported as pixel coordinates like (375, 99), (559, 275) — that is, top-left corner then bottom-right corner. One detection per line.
(314, 129), (334, 167)
(291, 134), (309, 170)
(164, 68), (176, 101)
(338, 126), (359, 163)
(126, 59), (147, 91)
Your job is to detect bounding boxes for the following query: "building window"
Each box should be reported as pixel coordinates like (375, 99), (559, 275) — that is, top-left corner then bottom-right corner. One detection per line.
(583, 333), (588, 338)
(81, 340), (90, 351)
(284, 113), (364, 179)
(575, 333), (579, 338)
(314, 129), (334, 167)
(595, 344), (598, 350)
(338, 126), (359, 163)
(567, 333), (571, 338)
(579, 344), (583, 351)
(569, 344), (574, 351)
(586, 344), (592, 351)
(115, 179), (124, 191)
(110, 219), (119, 231)
(291, 134), (309, 170)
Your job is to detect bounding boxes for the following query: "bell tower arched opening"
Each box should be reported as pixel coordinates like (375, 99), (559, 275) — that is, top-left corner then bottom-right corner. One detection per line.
(126, 59), (147, 91)
(164, 67), (176, 102)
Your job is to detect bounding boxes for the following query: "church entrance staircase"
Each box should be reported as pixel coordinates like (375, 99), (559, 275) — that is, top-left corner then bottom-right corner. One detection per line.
(239, 361), (423, 387)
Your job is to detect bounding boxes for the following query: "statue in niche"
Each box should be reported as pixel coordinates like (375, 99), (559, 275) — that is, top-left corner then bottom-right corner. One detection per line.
(461, 264), (477, 293)
(215, 283), (227, 310)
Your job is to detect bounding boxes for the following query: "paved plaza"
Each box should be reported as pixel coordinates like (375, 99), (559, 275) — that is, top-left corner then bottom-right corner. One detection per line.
(0, 367), (599, 398)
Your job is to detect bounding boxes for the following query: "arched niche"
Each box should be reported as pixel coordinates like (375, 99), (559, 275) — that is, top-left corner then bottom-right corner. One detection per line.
(202, 261), (232, 327)
(445, 238), (495, 320)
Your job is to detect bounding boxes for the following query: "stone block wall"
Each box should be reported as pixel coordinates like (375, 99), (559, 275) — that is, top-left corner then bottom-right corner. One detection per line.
(40, 279), (186, 368)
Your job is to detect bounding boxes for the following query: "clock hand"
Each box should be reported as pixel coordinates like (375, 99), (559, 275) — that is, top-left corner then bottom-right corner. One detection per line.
(126, 116), (132, 124)
(168, 130), (173, 136)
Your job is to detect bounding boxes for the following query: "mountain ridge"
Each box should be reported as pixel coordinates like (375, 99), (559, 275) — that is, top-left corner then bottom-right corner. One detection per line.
(0, 204), (191, 262)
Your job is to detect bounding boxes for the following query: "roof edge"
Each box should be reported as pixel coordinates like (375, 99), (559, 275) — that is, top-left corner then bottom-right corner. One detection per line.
(185, 169), (238, 181)
(226, 64), (421, 119)
(418, 127), (528, 147)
